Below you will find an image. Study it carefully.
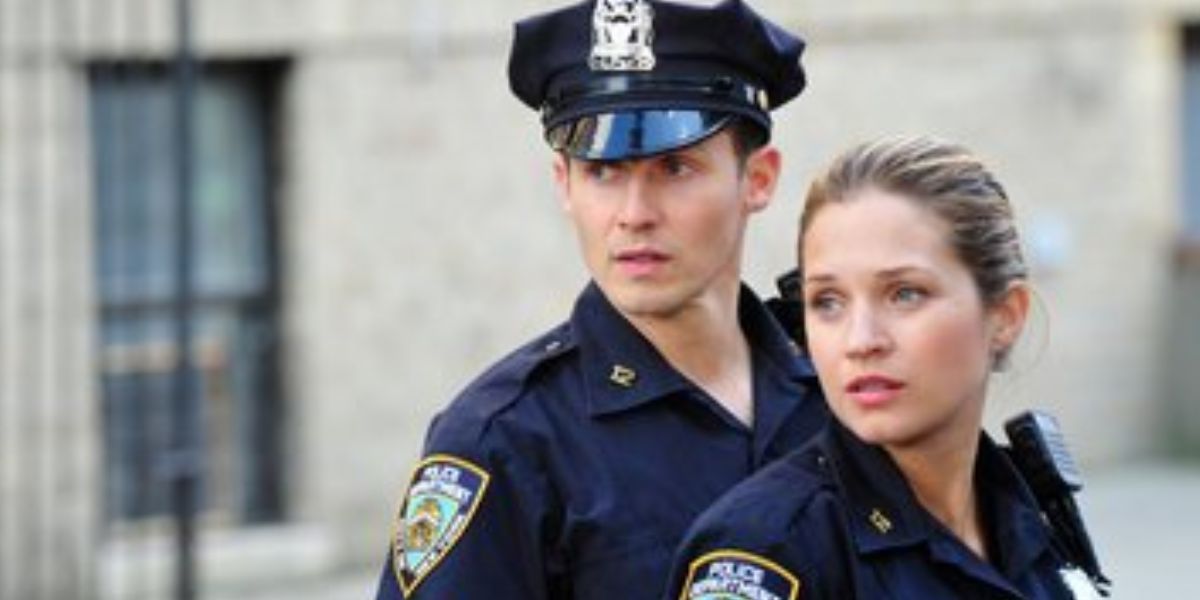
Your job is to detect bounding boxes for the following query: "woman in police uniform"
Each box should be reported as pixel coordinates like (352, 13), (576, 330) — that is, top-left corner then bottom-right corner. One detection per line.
(666, 137), (1106, 599)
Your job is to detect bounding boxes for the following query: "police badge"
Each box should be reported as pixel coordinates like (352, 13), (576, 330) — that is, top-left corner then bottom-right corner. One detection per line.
(681, 549), (800, 600)
(391, 455), (490, 594)
(1059, 567), (1105, 600)
(589, 0), (656, 71)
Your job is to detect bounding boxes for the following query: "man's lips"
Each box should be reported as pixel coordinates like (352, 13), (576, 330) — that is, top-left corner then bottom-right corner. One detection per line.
(613, 247), (670, 276)
(614, 247), (669, 262)
(845, 374), (905, 407)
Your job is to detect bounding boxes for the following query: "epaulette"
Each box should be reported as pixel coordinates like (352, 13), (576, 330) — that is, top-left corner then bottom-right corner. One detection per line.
(445, 322), (578, 421)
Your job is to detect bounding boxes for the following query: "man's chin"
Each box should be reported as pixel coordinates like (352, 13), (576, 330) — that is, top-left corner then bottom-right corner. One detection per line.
(604, 287), (686, 320)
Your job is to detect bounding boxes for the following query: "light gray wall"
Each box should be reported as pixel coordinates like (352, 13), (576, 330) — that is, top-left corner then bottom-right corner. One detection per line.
(0, 28), (99, 600)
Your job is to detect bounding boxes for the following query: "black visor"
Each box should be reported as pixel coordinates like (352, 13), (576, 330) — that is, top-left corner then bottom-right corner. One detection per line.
(546, 109), (733, 160)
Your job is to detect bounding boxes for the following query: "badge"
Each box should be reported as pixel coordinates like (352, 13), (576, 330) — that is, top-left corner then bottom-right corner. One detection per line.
(681, 549), (800, 600)
(391, 455), (490, 594)
(590, 0), (656, 71)
(1059, 567), (1104, 600)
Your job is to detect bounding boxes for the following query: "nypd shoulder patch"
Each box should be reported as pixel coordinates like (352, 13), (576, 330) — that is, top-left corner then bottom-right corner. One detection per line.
(680, 549), (800, 600)
(391, 454), (491, 595)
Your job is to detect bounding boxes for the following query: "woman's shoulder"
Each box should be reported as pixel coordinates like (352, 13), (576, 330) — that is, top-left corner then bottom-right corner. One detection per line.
(668, 436), (854, 600)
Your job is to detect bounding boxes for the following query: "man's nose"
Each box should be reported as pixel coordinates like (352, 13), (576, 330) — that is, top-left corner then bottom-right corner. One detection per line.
(616, 175), (660, 230)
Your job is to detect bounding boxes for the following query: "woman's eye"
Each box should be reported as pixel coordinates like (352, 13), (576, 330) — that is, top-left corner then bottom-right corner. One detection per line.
(807, 293), (843, 316)
(892, 285), (927, 306)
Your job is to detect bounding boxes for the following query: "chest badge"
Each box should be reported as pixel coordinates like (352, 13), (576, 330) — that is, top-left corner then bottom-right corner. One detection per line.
(392, 455), (490, 594)
(681, 549), (800, 600)
(1059, 567), (1105, 599)
(590, 0), (656, 71)
(609, 364), (638, 388)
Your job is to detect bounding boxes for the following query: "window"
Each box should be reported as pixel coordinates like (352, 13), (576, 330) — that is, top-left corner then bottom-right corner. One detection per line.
(89, 61), (286, 524)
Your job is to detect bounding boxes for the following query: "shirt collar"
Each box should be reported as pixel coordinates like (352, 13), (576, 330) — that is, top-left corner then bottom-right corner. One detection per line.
(823, 422), (931, 554)
(825, 422), (1055, 577)
(975, 434), (1055, 580)
(574, 281), (815, 418)
(574, 283), (691, 417)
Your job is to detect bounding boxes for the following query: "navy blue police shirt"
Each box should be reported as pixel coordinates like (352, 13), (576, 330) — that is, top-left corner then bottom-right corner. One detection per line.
(375, 282), (827, 600)
(668, 421), (1088, 600)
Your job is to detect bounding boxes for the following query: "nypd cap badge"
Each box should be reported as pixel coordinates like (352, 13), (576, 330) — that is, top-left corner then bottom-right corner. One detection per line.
(589, 0), (655, 71)
(681, 549), (800, 600)
(392, 455), (490, 594)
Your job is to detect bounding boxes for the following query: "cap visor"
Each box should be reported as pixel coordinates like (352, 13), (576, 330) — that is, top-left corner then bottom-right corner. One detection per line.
(548, 109), (732, 160)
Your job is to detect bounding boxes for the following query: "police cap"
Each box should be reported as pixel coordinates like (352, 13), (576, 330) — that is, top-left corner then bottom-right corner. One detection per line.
(508, 0), (807, 160)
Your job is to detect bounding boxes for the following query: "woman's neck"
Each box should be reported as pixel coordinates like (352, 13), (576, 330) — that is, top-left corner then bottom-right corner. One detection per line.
(887, 429), (988, 560)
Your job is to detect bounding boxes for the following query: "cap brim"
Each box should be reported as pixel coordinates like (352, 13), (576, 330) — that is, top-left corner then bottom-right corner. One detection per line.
(547, 109), (733, 160)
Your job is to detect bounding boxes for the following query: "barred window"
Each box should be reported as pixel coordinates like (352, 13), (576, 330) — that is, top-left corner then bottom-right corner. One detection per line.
(89, 61), (286, 525)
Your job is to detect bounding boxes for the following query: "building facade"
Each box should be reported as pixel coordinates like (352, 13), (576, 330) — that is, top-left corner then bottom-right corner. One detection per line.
(1, 0), (1198, 597)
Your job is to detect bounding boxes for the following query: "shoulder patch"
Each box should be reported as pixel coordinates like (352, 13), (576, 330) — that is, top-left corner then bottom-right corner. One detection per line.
(680, 549), (800, 600)
(391, 454), (491, 595)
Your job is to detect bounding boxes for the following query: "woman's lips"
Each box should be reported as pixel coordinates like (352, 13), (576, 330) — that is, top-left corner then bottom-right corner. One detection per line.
(845, 374), (905, 407)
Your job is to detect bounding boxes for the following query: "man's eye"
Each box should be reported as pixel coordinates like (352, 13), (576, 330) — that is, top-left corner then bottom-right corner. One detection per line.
(661, 156), (694, 177)
(583, 162), (621, 181)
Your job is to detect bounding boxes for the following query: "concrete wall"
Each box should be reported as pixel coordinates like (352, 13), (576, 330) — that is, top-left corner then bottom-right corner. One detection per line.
(0, 2), (99, 596)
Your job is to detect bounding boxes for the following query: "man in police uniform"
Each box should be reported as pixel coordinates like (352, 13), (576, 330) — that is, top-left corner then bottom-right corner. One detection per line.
(374, 1), (826, 598)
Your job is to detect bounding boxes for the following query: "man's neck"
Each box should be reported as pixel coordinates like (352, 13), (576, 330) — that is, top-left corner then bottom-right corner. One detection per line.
(626, 287), (755, 426)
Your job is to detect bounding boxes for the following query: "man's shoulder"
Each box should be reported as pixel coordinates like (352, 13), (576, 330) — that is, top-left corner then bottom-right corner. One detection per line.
(427, 321), (581, 448)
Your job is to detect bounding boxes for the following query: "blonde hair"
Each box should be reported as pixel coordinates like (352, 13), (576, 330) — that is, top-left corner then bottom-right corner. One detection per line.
(799, 136), (1028, 305)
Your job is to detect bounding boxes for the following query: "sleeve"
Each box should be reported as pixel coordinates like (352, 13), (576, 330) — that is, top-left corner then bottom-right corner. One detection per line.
(664, 478), (858, 600)
(664, 499), (806, 600)
(374, 410), (557, 600)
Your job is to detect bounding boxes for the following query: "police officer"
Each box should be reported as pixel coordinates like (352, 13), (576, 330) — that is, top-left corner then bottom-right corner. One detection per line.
(666, 137), (1108, 599)
(374, 1), (826, 598)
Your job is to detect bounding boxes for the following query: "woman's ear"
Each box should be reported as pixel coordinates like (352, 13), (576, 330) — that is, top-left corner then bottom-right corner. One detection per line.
(989, 281), (1031, 370)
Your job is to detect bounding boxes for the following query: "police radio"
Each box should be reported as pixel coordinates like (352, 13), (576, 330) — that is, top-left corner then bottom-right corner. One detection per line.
(764, 268), (805, 349)
(1004, 411), (1112, 597)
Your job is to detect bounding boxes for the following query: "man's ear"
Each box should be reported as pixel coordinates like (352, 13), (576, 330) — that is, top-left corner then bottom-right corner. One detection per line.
(553, 153), (571, 213)
(743, 145), (781, 214)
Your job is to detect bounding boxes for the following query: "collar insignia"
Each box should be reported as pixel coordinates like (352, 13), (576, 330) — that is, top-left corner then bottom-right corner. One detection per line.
(609, 364), (638, 388)
(869, 508), (894, 534)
